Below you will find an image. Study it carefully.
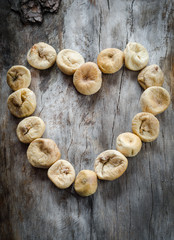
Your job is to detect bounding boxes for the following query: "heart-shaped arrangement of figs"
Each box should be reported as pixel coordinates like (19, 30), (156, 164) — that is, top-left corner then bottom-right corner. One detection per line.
(7, 42), (171, 197)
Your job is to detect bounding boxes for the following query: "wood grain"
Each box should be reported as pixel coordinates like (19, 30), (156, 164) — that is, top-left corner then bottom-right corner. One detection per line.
(0, 0), (174, 239)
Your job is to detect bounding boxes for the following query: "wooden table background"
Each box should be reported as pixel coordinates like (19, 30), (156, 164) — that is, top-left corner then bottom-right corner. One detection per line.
(0, 0), (173, 239)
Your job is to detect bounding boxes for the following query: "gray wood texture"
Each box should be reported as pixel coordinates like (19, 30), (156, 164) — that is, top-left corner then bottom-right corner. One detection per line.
(0, 0), (174, 239)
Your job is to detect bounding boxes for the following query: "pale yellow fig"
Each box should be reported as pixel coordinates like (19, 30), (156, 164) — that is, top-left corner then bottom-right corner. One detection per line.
(56, 49), (85, 75)
(7, 65), (31, 91)
(48, 160), (75, 189)
(94, 150), (128, 180)
(16, 116), (45, 143)
(140, 86), (170, 115)
(74, 170), (97, 197)
(116, 132), (142, 157)
(27, 138), (61, 168)
(73, 62), (102, 95)
(7, 88), (36, 118)
(138, 64), (164, 89)
(132, 112), (160, 142)
(27, 42), (56, 70)
(97, 48), (124, 74)
(124, 42), (149, 71)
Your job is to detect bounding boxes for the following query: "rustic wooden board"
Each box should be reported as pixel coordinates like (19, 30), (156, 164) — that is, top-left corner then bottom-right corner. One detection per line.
(0, 0), (174, 239)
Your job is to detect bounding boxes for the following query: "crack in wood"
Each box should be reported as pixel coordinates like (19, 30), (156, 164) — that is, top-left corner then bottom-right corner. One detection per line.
(130, 0), (135, 33)
(111, 66), (125, 147)
(129, 191), (132, 240)
(116, 66), (125, 113)
(107, 0), (110, 11)
(98, 11), (102, 52)
(148, 157), (154, 240)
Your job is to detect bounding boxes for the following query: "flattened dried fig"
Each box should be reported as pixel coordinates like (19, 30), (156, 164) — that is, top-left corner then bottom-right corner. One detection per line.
(73, 62), (102, 95)
(27, 138), (61, 168)
(74, 170), (97, 197)
(94, 150), (128, 180)
(27, 42), (56, 70)
(132, 112), (160, 142)
(124, 42), (149, 71)
(116, 132), (142, 157)
(48, 160), (75, 189)
(97, 48), (124, 74)
(16, 116), (45, 143)
(138, 64), (164, 89)
(140, 86), (170, 115)
(7, 65), (31, 91)
(7, 88), (36, 118)
(56, 49), (85, 75)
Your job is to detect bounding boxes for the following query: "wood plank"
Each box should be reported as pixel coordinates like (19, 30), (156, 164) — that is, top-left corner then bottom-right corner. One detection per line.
(0, 0), (173, 239)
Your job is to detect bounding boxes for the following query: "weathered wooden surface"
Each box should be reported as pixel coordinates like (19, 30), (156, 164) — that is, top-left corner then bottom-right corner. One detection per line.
(0, 0), (174, 239)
